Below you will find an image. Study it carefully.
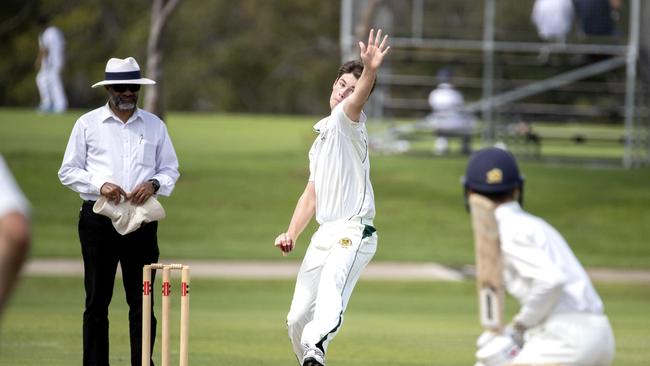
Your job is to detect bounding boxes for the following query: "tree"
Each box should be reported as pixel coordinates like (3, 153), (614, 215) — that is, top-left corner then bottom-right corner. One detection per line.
(144, 0), (181, 120)
(342, 0), (385, 61)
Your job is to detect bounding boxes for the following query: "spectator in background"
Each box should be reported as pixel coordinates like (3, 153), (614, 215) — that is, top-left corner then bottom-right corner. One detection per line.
(35, 15), (67, 114)
(574, 0), (621, 36)
(0, 155), (31, 322)
(532, 0), (575, 43)
(427, 67), (476, 155)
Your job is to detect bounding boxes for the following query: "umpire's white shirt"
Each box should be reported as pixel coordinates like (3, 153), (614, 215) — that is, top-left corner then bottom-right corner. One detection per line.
(58, 104), (180, 201)
(495, 202), (604, 328)
(309, 101), (374, 225)
(0, 155), (30, 218)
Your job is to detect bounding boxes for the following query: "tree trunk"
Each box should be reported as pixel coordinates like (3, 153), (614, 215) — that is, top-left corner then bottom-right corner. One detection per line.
(144, 0), (181, 120)
(344, 0), (385, 61)
(640, 0), (650, 85)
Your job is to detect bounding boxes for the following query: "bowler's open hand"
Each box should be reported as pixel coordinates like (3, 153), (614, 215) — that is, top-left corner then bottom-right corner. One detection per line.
(359, 28), (390, 71)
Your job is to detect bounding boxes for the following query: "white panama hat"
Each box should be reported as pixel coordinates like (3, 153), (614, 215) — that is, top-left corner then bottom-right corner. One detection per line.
(91, 57), (156, 88)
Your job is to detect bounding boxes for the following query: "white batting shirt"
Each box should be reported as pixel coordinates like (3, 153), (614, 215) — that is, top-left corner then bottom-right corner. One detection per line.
(495, 202), (604, 328)
(0, 155), (30, 218)
(58, 104), (180, 201)
(308, 101), (374, 225)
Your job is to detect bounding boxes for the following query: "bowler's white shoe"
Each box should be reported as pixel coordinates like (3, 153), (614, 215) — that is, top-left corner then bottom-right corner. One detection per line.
(302, 347), (325, 366)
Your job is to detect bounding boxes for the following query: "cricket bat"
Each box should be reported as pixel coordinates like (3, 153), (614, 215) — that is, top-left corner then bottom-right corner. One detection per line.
(468, 193), (505, 332)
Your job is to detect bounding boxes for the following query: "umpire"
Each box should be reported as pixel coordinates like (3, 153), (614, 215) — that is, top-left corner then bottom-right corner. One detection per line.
(58, 57), (180, 366)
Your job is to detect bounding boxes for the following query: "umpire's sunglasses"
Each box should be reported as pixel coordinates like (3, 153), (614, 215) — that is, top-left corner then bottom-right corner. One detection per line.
(111, 84), (141, 93)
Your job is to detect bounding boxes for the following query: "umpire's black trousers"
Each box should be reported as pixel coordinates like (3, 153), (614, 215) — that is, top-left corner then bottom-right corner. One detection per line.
(79, 201), (159, 366)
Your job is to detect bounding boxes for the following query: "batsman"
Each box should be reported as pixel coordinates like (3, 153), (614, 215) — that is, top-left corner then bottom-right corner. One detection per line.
(463, 147), (615, 366)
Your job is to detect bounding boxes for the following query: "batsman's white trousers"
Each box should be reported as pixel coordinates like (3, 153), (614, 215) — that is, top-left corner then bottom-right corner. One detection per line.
(287, 219), (377, 363)
(513, 312), (615, 366)
(36, 66), (67, 113)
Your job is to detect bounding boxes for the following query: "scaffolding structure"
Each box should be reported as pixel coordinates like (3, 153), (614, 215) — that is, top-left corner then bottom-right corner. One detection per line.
(340, 0), (649, 167)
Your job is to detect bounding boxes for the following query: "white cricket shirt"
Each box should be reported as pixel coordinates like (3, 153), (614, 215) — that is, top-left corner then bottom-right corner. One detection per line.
(0, 155), (30, 218)
(58, 104), (180, 201)
(495, 202), (604, 328)
(39, 26), (65, 70)
(308, 101), (375, 225)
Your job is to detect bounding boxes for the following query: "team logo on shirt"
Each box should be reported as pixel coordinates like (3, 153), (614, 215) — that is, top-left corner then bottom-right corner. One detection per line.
(338, 238), (352, 248)
(486, 168), (503, 184)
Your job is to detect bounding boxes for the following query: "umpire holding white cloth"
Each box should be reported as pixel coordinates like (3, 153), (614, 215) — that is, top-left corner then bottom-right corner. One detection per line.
(58, 57), (179, 366)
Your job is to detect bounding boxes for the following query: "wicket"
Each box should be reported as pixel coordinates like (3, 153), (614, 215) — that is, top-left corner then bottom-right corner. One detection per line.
(142, 263), (190, 366)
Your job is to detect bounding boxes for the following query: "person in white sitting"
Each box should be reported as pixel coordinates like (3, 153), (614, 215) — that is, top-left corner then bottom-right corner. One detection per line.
(427, 67), (476, 155)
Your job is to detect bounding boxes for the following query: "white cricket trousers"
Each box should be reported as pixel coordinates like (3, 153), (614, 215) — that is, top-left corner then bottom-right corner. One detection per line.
(286, 219), (377, 363)
(513, 312), (615, 366)
(36, 66), (67, 113)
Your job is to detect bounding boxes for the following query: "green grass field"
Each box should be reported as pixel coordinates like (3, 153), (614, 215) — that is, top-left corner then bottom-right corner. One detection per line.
(1, 108), (649, 365)
(1, 277), (649, 366)
(0, 108), (649, 267)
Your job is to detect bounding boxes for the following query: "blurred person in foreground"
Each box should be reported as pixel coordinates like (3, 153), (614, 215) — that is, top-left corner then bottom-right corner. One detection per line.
(274, 29), (390, 366)
(58, 57), (179, 366)
(35, 15), (67, 113)
(0, 156), (31, 322)
(463, 147), (615, 366)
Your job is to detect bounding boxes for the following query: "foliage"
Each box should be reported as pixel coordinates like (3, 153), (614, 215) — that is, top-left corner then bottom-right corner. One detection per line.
(3, 0), (635, 118)
(1, 0), (340, 115)
(164, 1), (339, 114)
(2, 0), (151, 106)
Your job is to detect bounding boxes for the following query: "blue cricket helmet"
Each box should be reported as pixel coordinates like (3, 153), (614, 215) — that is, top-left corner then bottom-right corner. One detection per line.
(462, 147), (525, 210)
(463, 147), (524, 195)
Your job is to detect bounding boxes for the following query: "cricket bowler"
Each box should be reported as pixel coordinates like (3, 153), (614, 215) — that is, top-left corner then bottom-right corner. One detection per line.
(273, 29), (390, 366)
